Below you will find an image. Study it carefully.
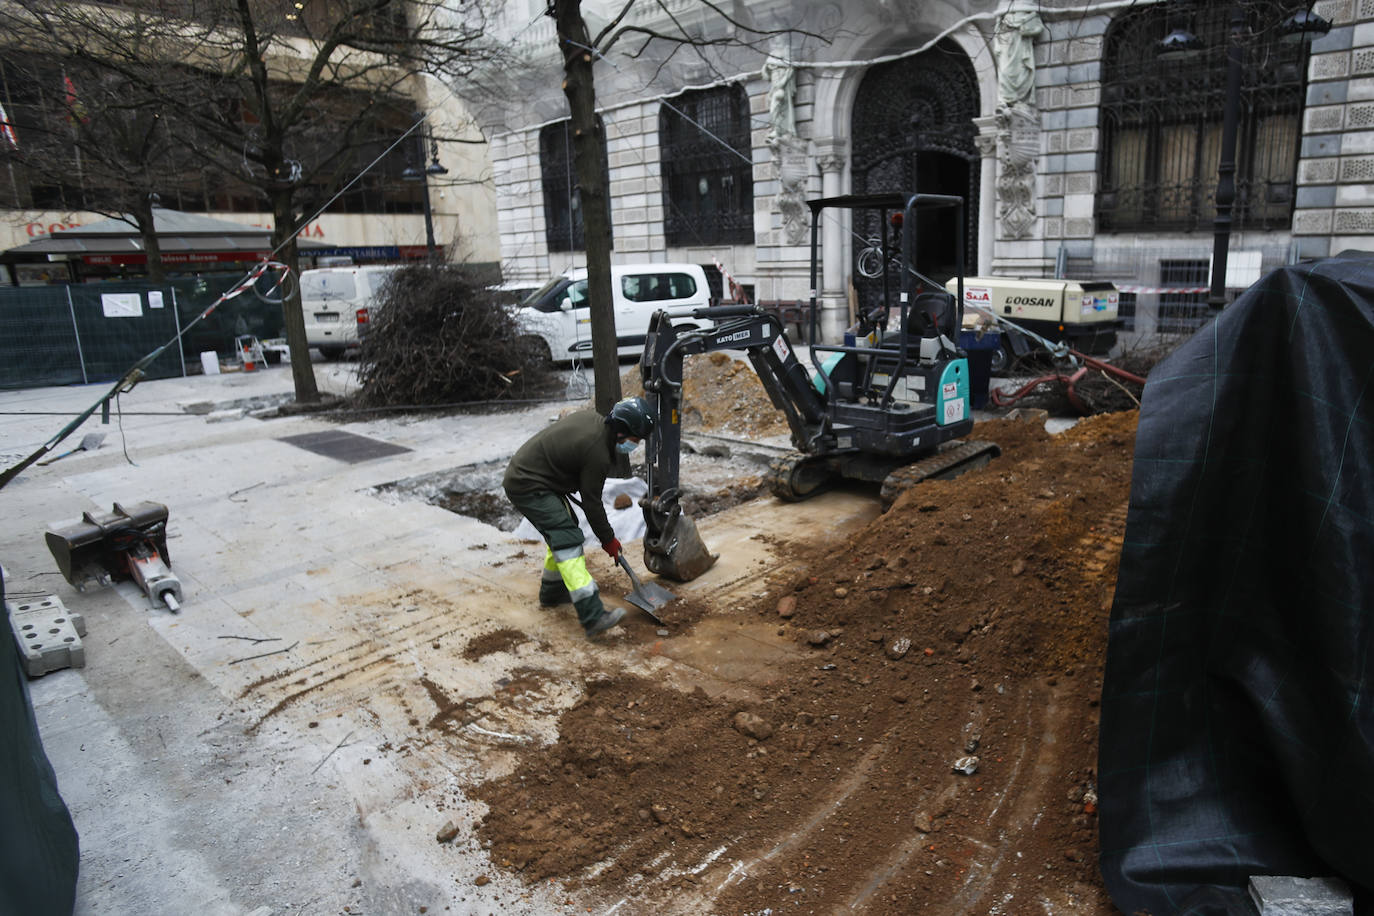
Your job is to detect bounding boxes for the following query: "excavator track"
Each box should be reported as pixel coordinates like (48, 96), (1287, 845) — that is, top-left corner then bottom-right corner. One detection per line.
(878, 439), (1001, 508)
(767, 453), (835, 502)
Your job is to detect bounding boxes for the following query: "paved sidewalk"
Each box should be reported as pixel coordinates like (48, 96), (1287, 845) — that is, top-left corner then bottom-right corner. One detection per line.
(2, 362), (591, 916)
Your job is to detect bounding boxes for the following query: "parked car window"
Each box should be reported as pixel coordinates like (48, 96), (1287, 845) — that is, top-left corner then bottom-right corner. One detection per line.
(525, 276), (568, 312)
(621, 272), (697, 302)
(664, 273), (697, 298)
(567, 280), (589, 307)
(364, 269), (397, 296)
(301, 273), (357, 300)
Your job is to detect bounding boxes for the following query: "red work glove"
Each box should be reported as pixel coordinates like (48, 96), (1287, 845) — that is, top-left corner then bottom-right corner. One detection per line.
(602, 538), (622, 560)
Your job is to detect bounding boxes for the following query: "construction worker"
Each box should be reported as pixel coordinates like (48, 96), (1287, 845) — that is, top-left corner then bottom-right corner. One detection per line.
(502, 396), (657, 638)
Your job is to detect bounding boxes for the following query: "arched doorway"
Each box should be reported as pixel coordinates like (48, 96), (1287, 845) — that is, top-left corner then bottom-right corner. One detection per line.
(851, 41), (981, 297)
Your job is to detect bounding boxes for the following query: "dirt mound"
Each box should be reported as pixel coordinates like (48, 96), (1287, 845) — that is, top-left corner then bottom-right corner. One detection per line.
(621, 352), (793, 439)
(474, 409), (1139, 914)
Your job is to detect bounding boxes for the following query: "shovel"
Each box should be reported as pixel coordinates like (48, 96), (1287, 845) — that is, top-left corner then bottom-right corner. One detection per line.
(615, 554), (676, 624)
(38, 433), (106, 466)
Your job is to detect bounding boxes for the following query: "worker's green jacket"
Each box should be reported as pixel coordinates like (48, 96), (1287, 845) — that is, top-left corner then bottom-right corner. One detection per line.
(502, 410), (617, 545)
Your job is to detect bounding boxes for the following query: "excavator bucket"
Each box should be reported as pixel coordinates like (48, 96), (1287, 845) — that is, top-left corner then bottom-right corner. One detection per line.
(643, 506), (718, 582)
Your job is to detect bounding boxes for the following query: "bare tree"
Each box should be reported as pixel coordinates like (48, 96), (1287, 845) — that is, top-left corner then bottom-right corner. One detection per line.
(0, 54), (190, 280)
(1, 0), (503, 402)
(546, 0), (823, 416)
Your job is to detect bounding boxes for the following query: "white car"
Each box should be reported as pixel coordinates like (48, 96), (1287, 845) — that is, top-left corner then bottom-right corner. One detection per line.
(301, 265), (401, 358)
(515, 262), (713, 364)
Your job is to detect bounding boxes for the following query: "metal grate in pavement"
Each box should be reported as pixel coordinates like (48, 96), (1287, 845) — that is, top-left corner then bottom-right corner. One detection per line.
(276, 430), (412, 464)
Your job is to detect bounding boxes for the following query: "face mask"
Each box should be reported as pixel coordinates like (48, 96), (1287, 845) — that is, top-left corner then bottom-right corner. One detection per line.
(616, 439), (639, 455)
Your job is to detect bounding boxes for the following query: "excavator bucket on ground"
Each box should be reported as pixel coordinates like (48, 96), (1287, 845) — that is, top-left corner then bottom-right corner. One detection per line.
(643, 500), (717, 582)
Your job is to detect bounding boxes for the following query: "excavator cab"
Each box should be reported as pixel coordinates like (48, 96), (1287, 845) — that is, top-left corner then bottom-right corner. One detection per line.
(638, 192), (998, 581)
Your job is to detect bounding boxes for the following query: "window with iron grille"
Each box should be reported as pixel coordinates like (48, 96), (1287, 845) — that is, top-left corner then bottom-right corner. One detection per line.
(1096, 0), (1309, 233)
(540, 118), (610, 253)
(1118, 291), (1138, 332)
(1158, 259), (1210, 333)
(87, 0), (410, 40)
(0, 53), (423, 215)
(659, 85), (753, 246)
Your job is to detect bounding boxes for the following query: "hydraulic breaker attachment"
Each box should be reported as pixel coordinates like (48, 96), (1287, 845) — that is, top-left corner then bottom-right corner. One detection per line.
(44, 501), (183, 612)
(642, 489), (717, 582)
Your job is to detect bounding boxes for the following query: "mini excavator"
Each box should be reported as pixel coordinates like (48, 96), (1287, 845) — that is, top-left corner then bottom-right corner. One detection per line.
(639, 192), (1000, 582)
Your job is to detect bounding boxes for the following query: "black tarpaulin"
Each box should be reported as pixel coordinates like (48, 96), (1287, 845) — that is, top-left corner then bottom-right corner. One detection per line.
(0, 567), (80, 914)
(1098, 252), (1374, 915)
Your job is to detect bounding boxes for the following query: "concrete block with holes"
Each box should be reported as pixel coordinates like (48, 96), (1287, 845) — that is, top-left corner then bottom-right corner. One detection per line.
(1249, 876), (1353, 916)
(6, 594), (86, 677)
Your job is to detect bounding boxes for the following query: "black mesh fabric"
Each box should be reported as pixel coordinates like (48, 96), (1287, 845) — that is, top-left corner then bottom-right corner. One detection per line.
(0, 568), (80, 915)
(1098, 252), (1374, 915)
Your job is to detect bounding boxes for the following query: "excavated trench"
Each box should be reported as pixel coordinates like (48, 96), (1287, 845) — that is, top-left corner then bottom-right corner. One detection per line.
(367, 439), (781, 528)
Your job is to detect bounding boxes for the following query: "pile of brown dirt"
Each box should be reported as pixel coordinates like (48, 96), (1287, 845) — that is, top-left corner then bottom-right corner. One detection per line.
(473, 409), (1139, 914)
(621, 352), (793, 438)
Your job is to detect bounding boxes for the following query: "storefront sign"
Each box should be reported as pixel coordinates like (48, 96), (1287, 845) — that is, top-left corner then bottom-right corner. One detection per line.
(82, 251), (272, 265)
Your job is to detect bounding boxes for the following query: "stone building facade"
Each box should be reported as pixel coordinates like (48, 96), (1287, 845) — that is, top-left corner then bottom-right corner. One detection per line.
(483, 0), (1370, 344)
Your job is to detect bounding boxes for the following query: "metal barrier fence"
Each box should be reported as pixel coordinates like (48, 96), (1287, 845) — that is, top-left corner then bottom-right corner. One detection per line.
(1061, 244), (1296, 345)
(0, 277), (284, 390)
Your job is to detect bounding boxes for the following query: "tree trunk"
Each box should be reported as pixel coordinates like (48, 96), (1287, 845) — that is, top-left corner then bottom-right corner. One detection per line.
(271, 189), (320, 403)
(130, 197), (165, 283)
(554, 0), (622, 418)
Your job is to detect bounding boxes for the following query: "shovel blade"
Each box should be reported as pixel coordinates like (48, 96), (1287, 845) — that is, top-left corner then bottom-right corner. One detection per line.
(623, 590), (665, 623)
(616, 554), (674, 623)
(645, 509), (717, 582)
(635, 581), (677, 610)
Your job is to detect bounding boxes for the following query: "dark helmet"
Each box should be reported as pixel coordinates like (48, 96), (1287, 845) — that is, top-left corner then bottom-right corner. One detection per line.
(605, 396), (656, 438)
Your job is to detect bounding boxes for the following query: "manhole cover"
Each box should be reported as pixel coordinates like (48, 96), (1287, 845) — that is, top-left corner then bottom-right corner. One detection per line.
(277, 430), (411, 464)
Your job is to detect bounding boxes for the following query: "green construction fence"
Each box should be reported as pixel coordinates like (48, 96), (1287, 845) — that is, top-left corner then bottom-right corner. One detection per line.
(0, 276), (286, 390)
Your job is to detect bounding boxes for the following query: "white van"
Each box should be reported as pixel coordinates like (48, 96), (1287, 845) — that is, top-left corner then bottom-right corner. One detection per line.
(515, 262), (713, 363)
(301, 265), (402, 358)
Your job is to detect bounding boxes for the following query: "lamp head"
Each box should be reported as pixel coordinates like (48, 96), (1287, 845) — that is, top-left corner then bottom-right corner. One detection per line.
(1157, 24), (1204, 59)
(1280, 7), (1332, 42)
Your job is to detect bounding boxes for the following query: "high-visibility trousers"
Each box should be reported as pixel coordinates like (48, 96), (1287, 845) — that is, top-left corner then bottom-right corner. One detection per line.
(504, 488), (604, 629)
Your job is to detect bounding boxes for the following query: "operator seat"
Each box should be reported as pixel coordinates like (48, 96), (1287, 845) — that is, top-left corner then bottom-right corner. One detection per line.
(906, 291), (958, 341)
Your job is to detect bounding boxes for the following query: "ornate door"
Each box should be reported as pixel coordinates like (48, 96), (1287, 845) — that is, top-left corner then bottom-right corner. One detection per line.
(851, 41), (981, 302)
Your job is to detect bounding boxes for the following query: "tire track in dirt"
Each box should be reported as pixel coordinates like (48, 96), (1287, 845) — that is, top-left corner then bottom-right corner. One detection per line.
(944, 686), (1065, 914)
(840, 688), (1038, 913)
(651, 741), (890, 913)
(242, 610), (470, 732)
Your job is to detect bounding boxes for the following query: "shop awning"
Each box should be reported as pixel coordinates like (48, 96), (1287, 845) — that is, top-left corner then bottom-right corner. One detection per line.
(2, 208), (330, 265)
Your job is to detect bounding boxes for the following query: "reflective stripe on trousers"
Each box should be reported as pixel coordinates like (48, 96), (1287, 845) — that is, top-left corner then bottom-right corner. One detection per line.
(547, 544), (598, 603)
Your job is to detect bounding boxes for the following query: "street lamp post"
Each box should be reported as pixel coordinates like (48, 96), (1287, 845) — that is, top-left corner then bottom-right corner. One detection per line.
(1159, 2), (1330, 310)
(1209, 4), (1247, 310)
(402, 118), (448, 262)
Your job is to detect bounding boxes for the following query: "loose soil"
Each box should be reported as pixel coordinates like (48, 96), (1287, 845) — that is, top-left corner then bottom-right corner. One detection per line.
(473, 403), (1139, 914)
(621, 351), (793, 440)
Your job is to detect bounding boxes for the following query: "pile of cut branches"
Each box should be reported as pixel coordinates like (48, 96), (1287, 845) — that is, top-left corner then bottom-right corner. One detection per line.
(354, 265), (555, 407)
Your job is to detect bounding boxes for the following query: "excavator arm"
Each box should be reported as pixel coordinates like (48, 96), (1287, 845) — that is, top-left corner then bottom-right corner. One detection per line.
(638, 305), (828, 581)
(636, 192), (1001, 581)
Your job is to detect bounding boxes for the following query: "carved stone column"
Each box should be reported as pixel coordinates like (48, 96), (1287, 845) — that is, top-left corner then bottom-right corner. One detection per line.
(972, 116), (999, 275)
(992, 0), (1046, 246)
(773, 135), (811, 247)
(814, 141), (848, 343)
(815, 145), (847, 293)
(996, 103), (1040, 241)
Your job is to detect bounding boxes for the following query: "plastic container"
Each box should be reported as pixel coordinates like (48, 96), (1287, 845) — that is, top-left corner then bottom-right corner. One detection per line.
(958, 329), (1001, 409)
